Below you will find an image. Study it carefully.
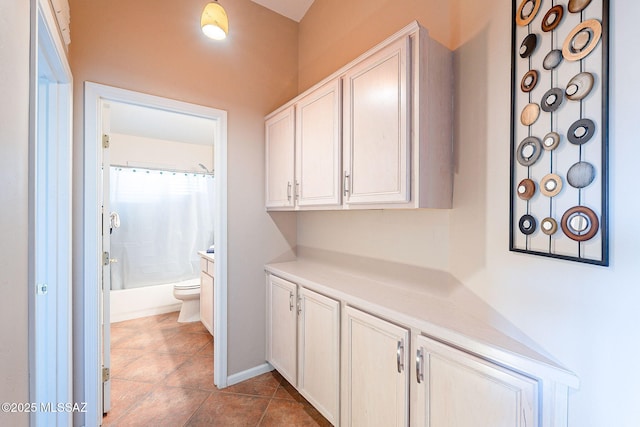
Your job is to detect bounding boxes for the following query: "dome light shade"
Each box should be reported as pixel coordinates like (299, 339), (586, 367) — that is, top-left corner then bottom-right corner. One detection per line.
(201, 1), (228, 40)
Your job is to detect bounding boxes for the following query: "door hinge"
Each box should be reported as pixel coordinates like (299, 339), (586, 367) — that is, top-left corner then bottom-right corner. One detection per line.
(36, 283), (48, 295)
(103, 251), (110, 266)
(102, 367), (110, 382)
(102, 134), (110, 148)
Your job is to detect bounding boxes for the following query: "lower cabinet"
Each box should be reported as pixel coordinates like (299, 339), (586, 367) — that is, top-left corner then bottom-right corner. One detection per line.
(342, 306), (409, 427)
(413, 335), (539, 427)
(298, 287), (340, 425)
(266, 274), (545, 427)
(266, 275), (340, 425)
(199, 256), (214, 335)
(266, 275), (298, 385)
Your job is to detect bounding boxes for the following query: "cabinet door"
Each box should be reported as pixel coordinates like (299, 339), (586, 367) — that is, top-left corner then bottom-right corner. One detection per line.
(343, 36), (411, 205)
(266, 275), (297, 385)
(414, 335), (538, 427)
(298, 288), (340, 425)
(265, 106), (295, 209)
(342, 306), (409, 426)
(200, 272), (214, 335)
(295, 79), (342, 208)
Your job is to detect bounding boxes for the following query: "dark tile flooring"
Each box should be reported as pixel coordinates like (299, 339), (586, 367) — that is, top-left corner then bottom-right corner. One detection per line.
(103, 312), (331, 426)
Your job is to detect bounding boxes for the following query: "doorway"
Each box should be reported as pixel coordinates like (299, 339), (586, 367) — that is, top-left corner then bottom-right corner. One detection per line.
(82, 83), (228, 425)
(29, 0), (73, 425)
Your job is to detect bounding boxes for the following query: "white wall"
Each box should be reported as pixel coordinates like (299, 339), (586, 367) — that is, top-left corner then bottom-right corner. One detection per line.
(0, 0), (30, 426)
(297, 1), (640, 425)
(110, 133), (214, 173)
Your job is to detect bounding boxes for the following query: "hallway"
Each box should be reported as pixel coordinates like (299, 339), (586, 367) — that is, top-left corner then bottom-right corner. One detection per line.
(103, 312), (330, 426)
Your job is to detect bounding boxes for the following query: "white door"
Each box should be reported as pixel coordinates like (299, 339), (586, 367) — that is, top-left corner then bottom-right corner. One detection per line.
(266, 275), (297, 385)
(100, 102), (113, 413)
(297, 288), (340, 425)
(295, 80), (342, 208)
(31, 1), (73, 425)
(342, 306), (409, 427)
(343, 36), (411, 205)
(414, 335), (539, 427)
(265, 107), (295, 209)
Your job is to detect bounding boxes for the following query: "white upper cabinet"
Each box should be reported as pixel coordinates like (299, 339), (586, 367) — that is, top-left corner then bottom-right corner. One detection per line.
(296, 80), (342, 208)
(265, 106), (295, 209)
(413, 335), (539, 427)
(265, 21), (453, 210)
(343, 36), (410, 205)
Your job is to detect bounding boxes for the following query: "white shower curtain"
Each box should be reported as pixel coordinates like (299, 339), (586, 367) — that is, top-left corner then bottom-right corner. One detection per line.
(109, 166), (215, 290)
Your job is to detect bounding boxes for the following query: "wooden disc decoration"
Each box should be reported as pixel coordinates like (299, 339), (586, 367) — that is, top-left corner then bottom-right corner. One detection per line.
(541, 217), (558, 235)
(517, 178), (536, 200)
(568, 118), (595, 145)
(568, 0), (592, 13)
(567, 161), (596, 188)
(540, 173), (563, 197)
(561, 206), (599, 241)
(543, 49), (563, 70)
(516, 0), (542, 26)
(519, 214), (537, 235)
(520, 103), (540, 126)
(521, 70), (539, 92)
(516, 136), (542, 166)
(540, 88), (564, 112)
(519, 33), (538, 58)
(562, 19), (602, 61)
(542, 131), (560, 151)
(565, 72), (594, 101)
(542, 5), (564, 32)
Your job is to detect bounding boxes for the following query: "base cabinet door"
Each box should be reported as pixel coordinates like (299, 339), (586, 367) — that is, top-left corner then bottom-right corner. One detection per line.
(298, 288), (340, 425)
(342, 306), (409, 427)
(414, 335), (539, 427)
(200, 272), (214, 335)
(266, 275), (297, 385)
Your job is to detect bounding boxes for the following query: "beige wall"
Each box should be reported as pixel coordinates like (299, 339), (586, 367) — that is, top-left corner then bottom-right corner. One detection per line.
(297, 1), (640, 426)
(298, 0), (453, 91)
(0, 0), (30, 426)
(68, 0), (299, 408)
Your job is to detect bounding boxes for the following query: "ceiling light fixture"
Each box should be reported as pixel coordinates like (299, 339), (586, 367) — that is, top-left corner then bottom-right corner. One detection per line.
(201, 1), (228, 40)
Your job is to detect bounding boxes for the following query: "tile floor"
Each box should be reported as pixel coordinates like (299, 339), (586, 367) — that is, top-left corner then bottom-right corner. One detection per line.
(104, 311), (331, 426)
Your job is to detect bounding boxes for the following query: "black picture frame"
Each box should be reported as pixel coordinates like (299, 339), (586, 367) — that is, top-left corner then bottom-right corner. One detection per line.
(509, 0), (609, 266)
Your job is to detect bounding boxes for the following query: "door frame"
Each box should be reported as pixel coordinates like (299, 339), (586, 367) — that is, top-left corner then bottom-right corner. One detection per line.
(29, 0), (73, 425)
(83, 82), (228, 425)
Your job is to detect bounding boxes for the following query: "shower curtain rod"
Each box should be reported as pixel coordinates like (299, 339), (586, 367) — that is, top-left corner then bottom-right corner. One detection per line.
(110, 163), (214, 176)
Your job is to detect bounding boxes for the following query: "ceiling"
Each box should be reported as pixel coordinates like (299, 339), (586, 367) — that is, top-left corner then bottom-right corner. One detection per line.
(250, 0), (315, 22)
(109, 101), (216, 146)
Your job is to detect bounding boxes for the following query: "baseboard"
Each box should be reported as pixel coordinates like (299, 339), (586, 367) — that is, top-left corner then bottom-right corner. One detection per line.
(226, 362), (274, 387)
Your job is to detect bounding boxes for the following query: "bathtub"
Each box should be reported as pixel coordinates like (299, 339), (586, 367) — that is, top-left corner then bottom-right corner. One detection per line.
(110, 278), (199, 322)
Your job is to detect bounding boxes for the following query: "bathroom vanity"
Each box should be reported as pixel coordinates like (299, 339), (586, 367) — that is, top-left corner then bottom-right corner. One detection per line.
(199, 251), (215, 335)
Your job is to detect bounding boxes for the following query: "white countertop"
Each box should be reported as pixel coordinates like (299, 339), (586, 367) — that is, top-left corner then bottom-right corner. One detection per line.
(265, 247), (579, 388)
(198, 251), (215, 262)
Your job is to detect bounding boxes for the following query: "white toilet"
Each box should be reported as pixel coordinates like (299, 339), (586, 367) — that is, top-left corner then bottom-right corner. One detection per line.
(173, 278), (201, 323)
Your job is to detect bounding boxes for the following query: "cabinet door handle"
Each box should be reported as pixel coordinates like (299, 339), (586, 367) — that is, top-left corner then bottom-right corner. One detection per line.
(397, 340), (405, 373)
(343, 172), (350, 197)
(287, 181), (292, 202)
(297, 295), (302, 315)
(416, 347), (425, 383)
(295, 181), (300, 201)
(289, 291), (294, 311)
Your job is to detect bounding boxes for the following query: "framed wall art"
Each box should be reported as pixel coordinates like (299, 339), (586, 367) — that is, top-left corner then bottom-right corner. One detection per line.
(510, 0), (609, 265)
